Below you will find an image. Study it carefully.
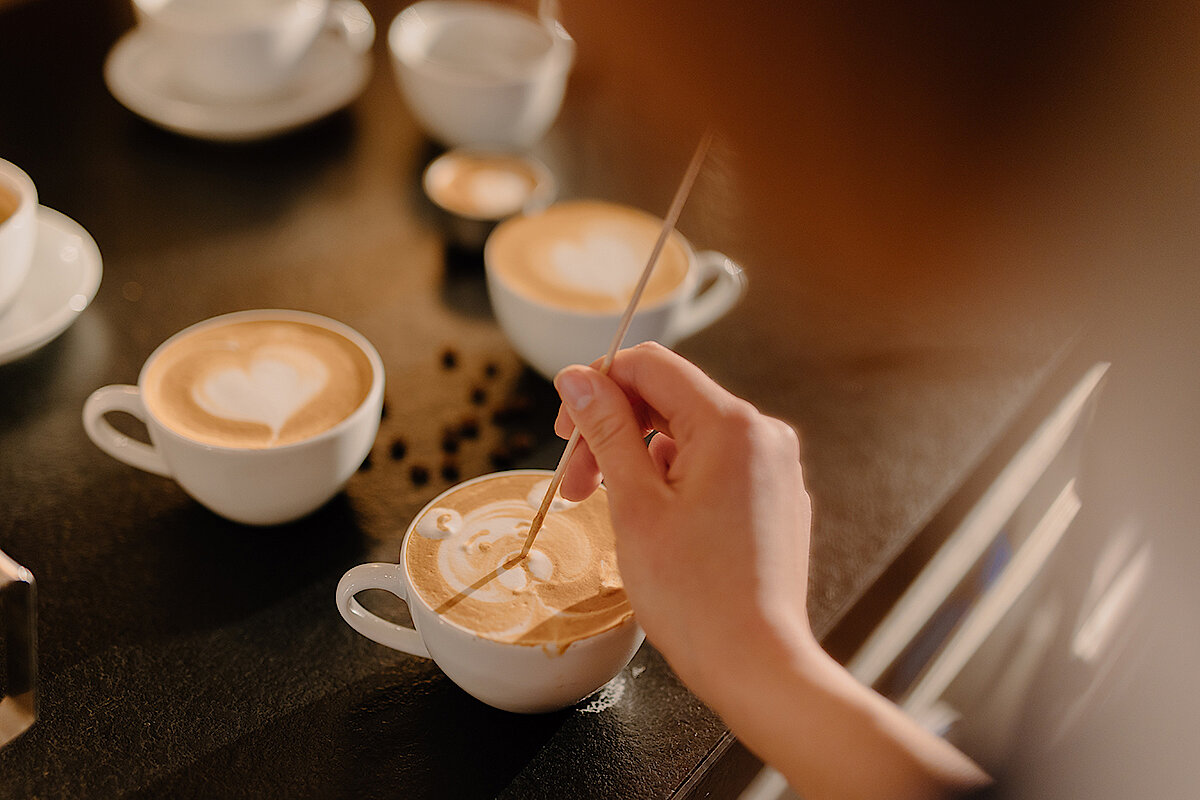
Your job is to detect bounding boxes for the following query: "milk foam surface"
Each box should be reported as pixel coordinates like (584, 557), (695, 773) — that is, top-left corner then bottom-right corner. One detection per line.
(143, 319), (373, 448)
(487, 200), (691, 313)
(191, 344), (329, 445)
(425, 152), (540, 219)
(405, 473), (631, 649)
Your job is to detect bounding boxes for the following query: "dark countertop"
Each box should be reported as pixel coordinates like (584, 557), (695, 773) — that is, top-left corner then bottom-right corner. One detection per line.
(0, 1), (1082, 797)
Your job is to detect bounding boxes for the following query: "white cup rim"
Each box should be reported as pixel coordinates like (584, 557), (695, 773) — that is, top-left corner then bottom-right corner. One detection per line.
(0, 159), (37, 229)
(483, 199), (699, 318)
(388, 0), (572, 88)
(135, 309), (385, 454)
(399, 469), (632, 647)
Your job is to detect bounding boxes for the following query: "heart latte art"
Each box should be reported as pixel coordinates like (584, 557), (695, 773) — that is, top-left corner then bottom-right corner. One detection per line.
(143, 319), (374, 448)
(486, 200), (691, 313)
(405, 473), (632, 650)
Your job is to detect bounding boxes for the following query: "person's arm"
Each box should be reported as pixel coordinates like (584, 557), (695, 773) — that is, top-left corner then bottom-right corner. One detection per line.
(552, 342), (990, 800)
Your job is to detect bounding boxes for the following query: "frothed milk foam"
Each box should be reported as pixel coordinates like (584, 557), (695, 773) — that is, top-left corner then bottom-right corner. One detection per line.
(405, 473), (632, 650)
(143, 319), (373, 448)
(486, 200), (691, 313)
(425, 152), (541, 219)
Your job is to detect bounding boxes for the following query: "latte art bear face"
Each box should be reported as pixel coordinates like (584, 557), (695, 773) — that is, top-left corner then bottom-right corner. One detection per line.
(143, 319), (374, 448)
(405, 473), (631, 650)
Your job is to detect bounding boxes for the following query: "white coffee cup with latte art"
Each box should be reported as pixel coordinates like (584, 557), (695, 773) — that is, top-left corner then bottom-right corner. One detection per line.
(483, 199), (747, 379)
(337, 470), (644, 713)
(82, 309), (384, 525)
(0, 159), (38, 320)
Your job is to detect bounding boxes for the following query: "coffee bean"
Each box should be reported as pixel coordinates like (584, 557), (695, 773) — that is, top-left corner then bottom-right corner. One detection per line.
(440, 431), (459, 454)
(410, 465), (430, 486)
(389, 438), (407, 460)
(440, 462), (460, 483)
(440, 348), (458, 369)
(456, 416), (480, 440)
(469, 386), (487, 406)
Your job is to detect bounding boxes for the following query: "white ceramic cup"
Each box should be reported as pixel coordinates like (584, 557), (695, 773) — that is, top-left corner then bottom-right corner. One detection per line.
(388, 0), (575, 149)
(132, 0), (371, 102)
(0, 159), (38, 320)
(82, 309), (384, 526)
(336, 469), (645, 713)
(483, 201), (748, 379)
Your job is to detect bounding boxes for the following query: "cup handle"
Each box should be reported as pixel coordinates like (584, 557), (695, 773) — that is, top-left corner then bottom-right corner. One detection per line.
(0, 550), (36, 747)
(336, 563), (431, 658)
(81, 385), (172, 478)
(666, 250), (748, 343)
(327, 0), (376, 56)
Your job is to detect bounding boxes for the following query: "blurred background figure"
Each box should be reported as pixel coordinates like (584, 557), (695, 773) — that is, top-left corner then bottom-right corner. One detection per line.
(556, 2), (1200, 798)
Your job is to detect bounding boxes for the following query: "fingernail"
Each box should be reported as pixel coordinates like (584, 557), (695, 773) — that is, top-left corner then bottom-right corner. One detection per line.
(554, 369), (594, 410)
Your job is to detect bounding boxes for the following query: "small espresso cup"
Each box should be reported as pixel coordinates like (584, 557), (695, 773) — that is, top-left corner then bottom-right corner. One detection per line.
(337, 470), (645, 713)
(132, 0), (372, 102)
(0, 159), (38, 319)
(388, 0), (575, 149)
(422, 149), (557, 249)
(83, 309), (384, 526)
(483, 199), (747, 379)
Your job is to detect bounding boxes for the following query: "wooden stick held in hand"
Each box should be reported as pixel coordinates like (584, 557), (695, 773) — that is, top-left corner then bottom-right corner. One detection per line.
(515, 131), (714, 561)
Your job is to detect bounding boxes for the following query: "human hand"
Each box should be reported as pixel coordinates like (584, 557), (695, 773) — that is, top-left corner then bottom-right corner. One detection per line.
(552, 342), (817, 697)
(553, 343), (991, 800)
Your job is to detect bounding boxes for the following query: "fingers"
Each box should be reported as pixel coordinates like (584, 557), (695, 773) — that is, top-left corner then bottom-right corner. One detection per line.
(558, 435), (603, 501)
(551, 342), (756, 500)
(553, 365), (663, 502)
(647, 431), (678, 476)
(602, 342), (743, 444)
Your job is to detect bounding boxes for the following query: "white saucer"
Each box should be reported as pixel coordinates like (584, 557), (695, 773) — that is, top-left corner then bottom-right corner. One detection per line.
(0, 207), (103, 366)
(103, 6), (374, 142)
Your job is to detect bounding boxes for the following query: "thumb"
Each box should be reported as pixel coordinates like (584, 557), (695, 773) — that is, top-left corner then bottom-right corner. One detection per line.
(554, 365), (660, 499)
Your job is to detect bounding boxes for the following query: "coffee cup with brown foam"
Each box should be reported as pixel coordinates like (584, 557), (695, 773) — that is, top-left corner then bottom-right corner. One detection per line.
(82, 309), (384, 525)
(0, 159), (38, 320)
(483, 199), (747, 379)
(337, 470), (644, 713)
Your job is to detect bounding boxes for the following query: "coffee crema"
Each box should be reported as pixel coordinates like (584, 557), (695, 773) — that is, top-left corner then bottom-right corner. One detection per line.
(143, 318), (373, 449)
(405, 473), (632, 650)
(425, 152), (542, 220)
(486, 200), (690, 313)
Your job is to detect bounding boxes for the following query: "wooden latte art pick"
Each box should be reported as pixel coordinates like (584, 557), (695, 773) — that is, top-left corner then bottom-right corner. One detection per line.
(514, 131), (714, 562)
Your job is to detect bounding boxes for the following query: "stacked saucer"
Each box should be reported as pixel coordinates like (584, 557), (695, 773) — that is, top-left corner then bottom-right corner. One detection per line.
(0, 208), (103, 366)
(104, 0), (375, 143)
